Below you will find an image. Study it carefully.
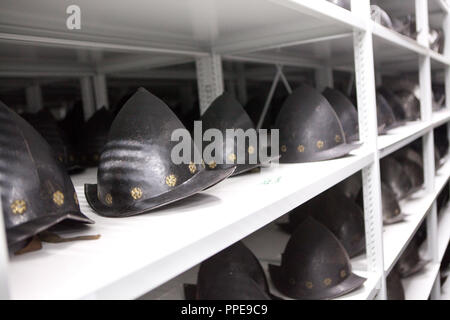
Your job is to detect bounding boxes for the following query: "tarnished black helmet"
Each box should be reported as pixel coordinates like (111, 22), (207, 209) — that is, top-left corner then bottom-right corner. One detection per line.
(323, 88), (359, 142)
(371, 5), (393, 28)
(394, 147), (424, 190)
(0, 101), (93, 249)
(356, 182), (404, 225)
(396, 238), (429, 278)
(22, 109), (80, 171)
(377, 93), (402, 134)
(394, 89), (421, 121)
(408, 138), (442, 170)
(387, 270), (405, 300)
(380, 157), (413, 199)
(85, 88), (234, 217)
(79, 107), (114, 167)
(403, 159), (423, 190)
(275, 85), (359, 163)
(185, 242), (271, 300)
(333, 172), (362, 200)
(283, 189), (365, 258)
(381, 183), (405, 225)
(201, 93), (277, 176)
(378, 87), (407, 121)
(394, 146), (422, 167)
(269, 217), (365, 299)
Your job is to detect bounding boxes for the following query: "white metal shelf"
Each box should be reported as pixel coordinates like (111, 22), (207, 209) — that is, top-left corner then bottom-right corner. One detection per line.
(378, 121), (430, 158)
(432, 109), (450, 128)
(402, 262), (440, 300)
(371, 22), (428, 56)
(0, 0), (365, 69)
(140, 261), (380, 300)
(7, 148), (372, 299)
(140, 220), (380, 300)
(0, 0), (444, 77)
(377, 110), (450, 159)
(430, 50), (450, 67)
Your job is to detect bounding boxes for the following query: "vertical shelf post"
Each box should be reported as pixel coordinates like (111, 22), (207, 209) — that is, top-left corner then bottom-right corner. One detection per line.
(195, 54), (224, 115)
(25, 84), (43, 113)
(93, 74), (109, 111)
(351, 0), (386, 299)
(80, 76), (96, 121)
(315, 66), (334, 91)
(416, 0), (439, 299)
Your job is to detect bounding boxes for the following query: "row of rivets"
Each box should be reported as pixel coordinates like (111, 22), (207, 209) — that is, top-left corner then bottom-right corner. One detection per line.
(10, 190), (77, 215)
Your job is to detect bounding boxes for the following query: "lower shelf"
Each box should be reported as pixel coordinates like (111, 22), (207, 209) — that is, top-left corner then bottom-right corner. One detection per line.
(141, 220), (380, 300)
(402, 263), (440, 300)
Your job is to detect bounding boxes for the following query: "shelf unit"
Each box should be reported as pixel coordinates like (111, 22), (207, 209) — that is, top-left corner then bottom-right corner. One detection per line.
(0, 0), (449, 300)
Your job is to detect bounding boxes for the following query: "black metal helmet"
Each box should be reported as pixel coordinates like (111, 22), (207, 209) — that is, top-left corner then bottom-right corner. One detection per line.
(185, 241), (271, 300)
(377, 87), (407, 121)
(283, 189), (365, 258)
(333, 172), (362, 201)
(201, 93), (277, 176)
(396, 238), (429, 278)
(85, 88), (234, 217)
(387, 269), (405, 300)
(394, 146), (422, 167)
(394, 89), (421, 121)
(275, 85), (359, 163)
(22, 109), (80, 171)
(355, 181), (404, 225)
(380, 157), (413, 200)
(403, 159), (423, 190)
(381, 183), (405, 225)
(393, 147), (424, 190)
(0, 101), (93, 249)
(79, 107), (114, 167)
(269, 217), (365, 299)
(322, 88), (359, 142)
(371, 5), (393, 28)
(408, 138), (442, 170)
(377, 93), (402, 134)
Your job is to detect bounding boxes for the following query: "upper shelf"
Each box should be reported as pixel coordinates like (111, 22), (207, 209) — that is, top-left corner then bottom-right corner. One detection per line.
(0, 0), (447, 77)
(0, 0), (362, 55)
